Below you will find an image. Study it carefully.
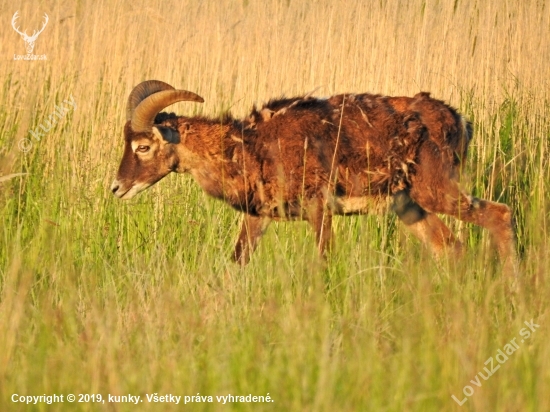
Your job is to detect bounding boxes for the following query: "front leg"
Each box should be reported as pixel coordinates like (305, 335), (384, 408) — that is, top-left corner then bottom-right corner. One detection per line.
(307, 203), (334, 258)
(233, 215), (271, 265)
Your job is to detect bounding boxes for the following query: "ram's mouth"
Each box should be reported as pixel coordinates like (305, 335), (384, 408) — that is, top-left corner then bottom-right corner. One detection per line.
(110, 181), (151, 200)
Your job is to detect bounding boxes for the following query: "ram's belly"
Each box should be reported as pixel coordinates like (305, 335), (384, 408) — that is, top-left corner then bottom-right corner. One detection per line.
(332, 195), (392, 215)
(250, 195), (392, 220)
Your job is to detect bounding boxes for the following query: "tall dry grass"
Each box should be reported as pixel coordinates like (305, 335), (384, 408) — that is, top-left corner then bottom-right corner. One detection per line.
(1, 0), (549, 410)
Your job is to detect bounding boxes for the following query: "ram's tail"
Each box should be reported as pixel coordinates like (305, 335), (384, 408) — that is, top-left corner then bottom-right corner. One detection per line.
(454, 115), (473, 174)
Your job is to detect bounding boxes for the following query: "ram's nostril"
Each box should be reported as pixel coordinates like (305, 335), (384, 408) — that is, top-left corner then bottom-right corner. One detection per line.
(110, 181), (120, 194)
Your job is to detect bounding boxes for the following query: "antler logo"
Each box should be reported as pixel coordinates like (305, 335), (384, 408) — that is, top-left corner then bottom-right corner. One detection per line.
(12, 11), (49, 55)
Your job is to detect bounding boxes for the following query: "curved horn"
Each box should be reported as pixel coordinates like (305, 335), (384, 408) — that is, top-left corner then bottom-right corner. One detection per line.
(126, 80), (176, 121)
(131, 89), (204, 133)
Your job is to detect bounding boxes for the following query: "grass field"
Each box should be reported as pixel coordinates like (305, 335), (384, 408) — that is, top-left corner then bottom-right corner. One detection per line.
(1, 0), (549, 410)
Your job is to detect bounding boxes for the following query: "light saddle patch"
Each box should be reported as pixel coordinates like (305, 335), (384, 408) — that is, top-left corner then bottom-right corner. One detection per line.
(333, 195), (392, 215)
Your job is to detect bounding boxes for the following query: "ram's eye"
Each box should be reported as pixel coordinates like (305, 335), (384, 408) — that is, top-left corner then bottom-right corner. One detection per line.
(136, 145), (150, 153)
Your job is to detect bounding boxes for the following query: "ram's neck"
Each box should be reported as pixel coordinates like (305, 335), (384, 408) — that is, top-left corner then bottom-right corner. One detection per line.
(174, 116), (257, 210)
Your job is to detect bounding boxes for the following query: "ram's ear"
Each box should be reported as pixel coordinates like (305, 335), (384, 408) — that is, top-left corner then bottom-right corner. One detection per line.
(152, 126), (181, 144)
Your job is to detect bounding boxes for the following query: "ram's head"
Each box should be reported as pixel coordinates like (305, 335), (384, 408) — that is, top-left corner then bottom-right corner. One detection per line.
(111, 80), (203, 199)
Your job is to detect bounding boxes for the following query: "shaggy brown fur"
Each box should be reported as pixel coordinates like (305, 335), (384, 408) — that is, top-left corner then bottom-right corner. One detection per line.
(112, 85), (516, 274)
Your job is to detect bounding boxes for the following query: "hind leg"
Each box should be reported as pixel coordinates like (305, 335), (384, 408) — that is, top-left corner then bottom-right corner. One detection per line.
(409, 181), (517, 275)
(393, 190), (462, 258)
